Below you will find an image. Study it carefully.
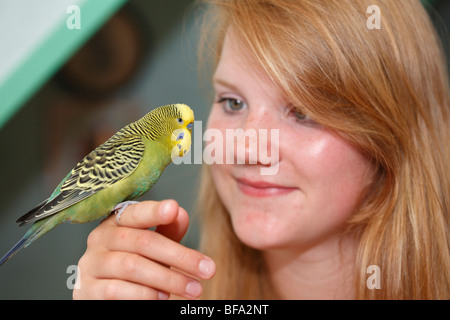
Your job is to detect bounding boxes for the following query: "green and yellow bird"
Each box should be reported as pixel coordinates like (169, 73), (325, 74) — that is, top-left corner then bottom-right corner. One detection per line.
(0, 103), (194, 266)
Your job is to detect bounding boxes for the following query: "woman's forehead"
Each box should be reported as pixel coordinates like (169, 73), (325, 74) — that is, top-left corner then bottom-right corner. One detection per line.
(214, 30), (278, 90)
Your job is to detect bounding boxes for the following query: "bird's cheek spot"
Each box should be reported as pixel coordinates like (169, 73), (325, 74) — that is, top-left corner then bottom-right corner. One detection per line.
(177, 132), (185, 141)
(177, 144), (182, 150)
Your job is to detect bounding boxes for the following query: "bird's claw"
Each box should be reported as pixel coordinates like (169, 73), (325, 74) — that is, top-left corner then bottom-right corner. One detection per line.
(112, 201), (140, 225)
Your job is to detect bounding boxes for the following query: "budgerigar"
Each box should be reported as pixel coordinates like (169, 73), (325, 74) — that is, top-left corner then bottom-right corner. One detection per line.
(0, 103), (194, 266)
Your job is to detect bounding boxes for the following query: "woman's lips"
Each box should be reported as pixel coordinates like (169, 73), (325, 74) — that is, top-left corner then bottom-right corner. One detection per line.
(236, 178), (298, 197)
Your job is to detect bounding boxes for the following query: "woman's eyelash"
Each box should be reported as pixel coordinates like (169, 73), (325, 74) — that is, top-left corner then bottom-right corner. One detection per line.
(216, 97), (240, 104)
(216, 97), (229, 103)
(286, 106), (317, 125)
(216, 97), (247, 113)
(290, 109), (308, 120)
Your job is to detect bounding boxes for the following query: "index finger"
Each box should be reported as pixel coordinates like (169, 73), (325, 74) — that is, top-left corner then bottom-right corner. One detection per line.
(104, 200), (179, 229)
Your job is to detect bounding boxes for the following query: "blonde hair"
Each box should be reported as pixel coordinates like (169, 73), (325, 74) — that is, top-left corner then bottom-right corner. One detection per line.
(196, 0), (450, 299)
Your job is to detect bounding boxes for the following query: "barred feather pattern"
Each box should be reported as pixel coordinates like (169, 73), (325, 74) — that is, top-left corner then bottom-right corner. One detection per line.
(135, 104), (183, 141)
(62, 135), (145, 193)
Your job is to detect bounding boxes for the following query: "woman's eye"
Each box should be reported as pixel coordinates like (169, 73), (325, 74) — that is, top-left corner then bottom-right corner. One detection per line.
(217, 97), (246, 113)
(292, 110), (307, 120)
(287, 107), (315, 124)
(288, 108), (307, 120)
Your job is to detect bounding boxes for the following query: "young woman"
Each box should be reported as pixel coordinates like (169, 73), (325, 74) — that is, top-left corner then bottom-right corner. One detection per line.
(73, 0), (449, 299)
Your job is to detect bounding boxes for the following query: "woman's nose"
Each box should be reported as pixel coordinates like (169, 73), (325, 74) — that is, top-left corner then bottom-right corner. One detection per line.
(231, 107), (280, 172)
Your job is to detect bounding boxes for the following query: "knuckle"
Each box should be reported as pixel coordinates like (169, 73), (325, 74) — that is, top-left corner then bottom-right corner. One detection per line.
(177, 247), (201, 268)
(120, 255), (138, 274)
(72, 276), (95, 300)
(86, 228), (102, 247)
(135, 231), (153, 249)
(176, 248), (191, 264)
(166, 273), (188, 295)
(126, 201), (152, 226)
(76, 255), (88, 272)
(129, 201), (151, 221)
(140, 287), (159, 300)
(103, 281), (121, 300)
(101, 251), (113, 264)
(113, 227), (129, 241)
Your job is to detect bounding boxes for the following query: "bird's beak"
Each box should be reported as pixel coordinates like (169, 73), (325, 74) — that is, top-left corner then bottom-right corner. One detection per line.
(187, 122), (193, 130)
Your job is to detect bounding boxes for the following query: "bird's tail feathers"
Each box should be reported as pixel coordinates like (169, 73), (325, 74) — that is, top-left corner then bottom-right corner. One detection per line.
(0, 217), (58, 267)
(0, 235), (29, 267)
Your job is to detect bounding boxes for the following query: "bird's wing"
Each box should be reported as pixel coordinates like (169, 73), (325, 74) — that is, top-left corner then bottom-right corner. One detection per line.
(17, 135), (145, 225)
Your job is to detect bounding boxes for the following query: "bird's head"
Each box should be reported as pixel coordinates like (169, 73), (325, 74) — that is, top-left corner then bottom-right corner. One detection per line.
(138, 103), (194, 159)
(169, 104), (194, 159)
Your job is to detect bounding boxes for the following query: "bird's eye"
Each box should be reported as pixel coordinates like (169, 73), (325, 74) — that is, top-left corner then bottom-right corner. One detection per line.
(177, 118), (183, 124)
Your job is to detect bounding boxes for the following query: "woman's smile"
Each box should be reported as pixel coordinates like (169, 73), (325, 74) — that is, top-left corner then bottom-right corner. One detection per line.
(235, 177), (298, 197)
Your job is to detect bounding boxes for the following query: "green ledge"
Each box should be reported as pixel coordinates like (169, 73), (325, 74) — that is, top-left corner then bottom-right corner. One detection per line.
(0, 0), (128, 130)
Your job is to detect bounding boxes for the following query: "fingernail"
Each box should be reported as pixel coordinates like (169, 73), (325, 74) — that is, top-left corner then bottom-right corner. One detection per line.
(158, 291), (170, 300)
(159, 201), (171, 219)
(185, 281), (202, 298)
(199, 259), (215, 277)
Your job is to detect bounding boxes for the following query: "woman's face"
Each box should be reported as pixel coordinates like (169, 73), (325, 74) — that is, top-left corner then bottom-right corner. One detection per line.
(207, 31), (373, 250)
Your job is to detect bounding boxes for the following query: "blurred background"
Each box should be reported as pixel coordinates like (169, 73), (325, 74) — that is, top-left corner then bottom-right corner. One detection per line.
(0, 0), (448, 299)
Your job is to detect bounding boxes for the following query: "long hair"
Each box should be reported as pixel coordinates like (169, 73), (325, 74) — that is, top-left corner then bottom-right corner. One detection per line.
(196, 0), (450, 299)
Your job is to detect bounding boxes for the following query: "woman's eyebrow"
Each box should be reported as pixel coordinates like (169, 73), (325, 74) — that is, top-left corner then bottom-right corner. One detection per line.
(212, 76), (241, 93)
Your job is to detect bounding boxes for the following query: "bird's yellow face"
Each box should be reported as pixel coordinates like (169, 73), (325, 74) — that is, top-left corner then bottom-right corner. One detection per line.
(170, 104), (194, 159)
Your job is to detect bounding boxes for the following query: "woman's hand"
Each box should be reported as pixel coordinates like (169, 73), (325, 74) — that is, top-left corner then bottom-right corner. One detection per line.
(72, 200), (216, 300)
